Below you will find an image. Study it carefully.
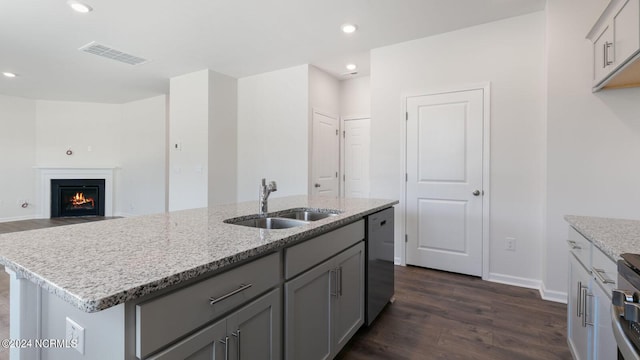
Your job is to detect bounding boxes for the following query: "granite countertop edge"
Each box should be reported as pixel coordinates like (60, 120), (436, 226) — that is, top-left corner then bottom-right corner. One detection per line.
(564, 215), (640, 262)
(0, 197), (398, 313)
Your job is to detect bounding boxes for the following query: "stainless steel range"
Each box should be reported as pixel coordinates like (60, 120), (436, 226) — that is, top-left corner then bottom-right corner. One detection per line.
(612, 254), (640, 360)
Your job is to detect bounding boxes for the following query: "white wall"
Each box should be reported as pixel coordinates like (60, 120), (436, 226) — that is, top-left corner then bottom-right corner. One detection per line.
(35, 101), (121, 167)
(0, 95), (36, 221)
(544, 0), (640, 296)
(169, 70), (210, 211)
(370, 12), (547, 288)
(0, 94), (167, 221)
(118, 95), (167, 216)
(208, 71), (237, 206)
(340, 76), (371, 119)
(309, 66), (340, 116)
(237, 65), (310, 201)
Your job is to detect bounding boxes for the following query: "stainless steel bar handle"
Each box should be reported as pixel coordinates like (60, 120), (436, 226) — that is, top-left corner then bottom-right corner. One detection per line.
(592, 268), (615, 285)
(603, 42), (608, 68)
(220, 336), (229, 360)
(337, 267), (343, 297)
(585, 293), (594, 326)
(567, 240), (581, 250)
(209, 284), (253, 305)
(605, 42), (614, 66)
(577, 281), (583, 317)
(232, 330), (241, 360)
(330, 269), (338, 296)
(581, 287), (591, 327)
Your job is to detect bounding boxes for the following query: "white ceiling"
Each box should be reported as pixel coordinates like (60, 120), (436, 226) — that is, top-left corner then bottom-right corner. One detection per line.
(0, 0), (545, 104)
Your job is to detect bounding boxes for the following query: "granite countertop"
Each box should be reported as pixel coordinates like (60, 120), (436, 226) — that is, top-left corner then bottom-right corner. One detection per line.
(0, 195), (397, 313)
(565, 215), (640, 261)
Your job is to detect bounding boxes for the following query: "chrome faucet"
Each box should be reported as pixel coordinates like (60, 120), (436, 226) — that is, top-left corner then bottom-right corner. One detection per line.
(259, 178), (277, 216)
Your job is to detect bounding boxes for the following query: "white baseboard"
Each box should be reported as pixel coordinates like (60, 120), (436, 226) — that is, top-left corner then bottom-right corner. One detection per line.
(0, 215), (35, 223)
(487, 272), (568, 304)
(113, 212), (134, 217)
(487, 272), (541, 290)
(540, 282), (568, 304)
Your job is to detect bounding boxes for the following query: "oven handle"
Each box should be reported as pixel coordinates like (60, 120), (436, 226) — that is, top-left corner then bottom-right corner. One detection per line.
(611, 304), (640, 360)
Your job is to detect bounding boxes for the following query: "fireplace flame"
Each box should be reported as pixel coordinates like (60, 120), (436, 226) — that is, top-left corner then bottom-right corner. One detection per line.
(71, 192), (95, 208)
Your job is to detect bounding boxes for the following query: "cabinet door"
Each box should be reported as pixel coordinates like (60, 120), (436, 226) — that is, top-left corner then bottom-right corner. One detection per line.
(568, 254), (591, 360)
(146, 318), (227, 360)
(614, 0), (640, 67)
(332, 242), (365, 355)
(228, 289), (281, 360)
(594, 23), (615, 84)
(591, 281), (617, 360)
(285, 259), (334, 360)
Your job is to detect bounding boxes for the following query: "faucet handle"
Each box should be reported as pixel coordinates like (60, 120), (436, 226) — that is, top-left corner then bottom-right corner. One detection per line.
(269, 181), (277, 191)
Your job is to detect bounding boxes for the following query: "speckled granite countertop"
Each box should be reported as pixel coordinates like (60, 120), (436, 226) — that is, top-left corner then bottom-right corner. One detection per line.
(565, 215), (640, 261)
(0, 196), (397, 313)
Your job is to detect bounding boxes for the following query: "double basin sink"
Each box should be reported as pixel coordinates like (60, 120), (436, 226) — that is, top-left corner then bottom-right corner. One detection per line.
(224, 208), (340, 229)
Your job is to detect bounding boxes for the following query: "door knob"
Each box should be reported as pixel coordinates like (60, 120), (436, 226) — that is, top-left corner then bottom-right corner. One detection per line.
(314, 183), (321, 188)
(472, 190), (481, 196)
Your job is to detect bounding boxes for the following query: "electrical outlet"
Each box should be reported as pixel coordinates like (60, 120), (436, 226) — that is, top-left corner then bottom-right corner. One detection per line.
(505, 237), (516, 251)
(65, 317), (85, 355)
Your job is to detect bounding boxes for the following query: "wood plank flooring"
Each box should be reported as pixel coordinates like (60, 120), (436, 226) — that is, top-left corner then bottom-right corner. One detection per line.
(0, 217), (571, 360)
(337, 265), (571, 360)
(0, 216), (119, 235)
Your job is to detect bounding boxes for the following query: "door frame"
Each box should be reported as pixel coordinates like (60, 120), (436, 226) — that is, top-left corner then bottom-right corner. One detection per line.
(340, 115), (370, 198)
(400, 82), (491, 280)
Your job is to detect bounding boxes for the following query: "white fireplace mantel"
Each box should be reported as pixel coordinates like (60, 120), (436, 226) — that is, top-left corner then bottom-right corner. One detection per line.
(36, 167), (115, 218)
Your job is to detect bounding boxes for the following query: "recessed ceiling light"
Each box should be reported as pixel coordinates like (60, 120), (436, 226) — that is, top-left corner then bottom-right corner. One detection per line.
(68, 1), (93, 13)
(346, 64), (357, 71)
(341, 24), (358, 34)
(2, 72), (17, 78)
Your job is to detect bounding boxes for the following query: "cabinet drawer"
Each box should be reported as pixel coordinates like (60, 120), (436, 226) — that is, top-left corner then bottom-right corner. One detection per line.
(285, 220), (364, 279)
(136, 252), (280, 359)
(568, 226), (592, 270)
(592, 246), (617, 296)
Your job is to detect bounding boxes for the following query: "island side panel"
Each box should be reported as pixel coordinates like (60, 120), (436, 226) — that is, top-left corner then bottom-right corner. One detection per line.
(6, 268), (39, 360)
(39, 290), (126, 360)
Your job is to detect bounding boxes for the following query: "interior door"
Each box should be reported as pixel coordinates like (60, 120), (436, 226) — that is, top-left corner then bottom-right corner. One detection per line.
(311, 111), (339, 197)
(405, 88), (484, 276)
(343, 119), (370, 198)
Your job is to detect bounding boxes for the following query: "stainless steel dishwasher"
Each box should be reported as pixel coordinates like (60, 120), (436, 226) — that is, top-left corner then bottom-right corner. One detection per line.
(365, 207), (395, 325)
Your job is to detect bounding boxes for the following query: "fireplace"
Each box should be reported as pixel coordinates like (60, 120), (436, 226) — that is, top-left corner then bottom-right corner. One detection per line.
(51, 179), (105, 217)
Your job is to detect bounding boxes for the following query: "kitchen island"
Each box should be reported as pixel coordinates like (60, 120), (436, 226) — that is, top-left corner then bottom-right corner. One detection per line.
(0, 195), (397, 360)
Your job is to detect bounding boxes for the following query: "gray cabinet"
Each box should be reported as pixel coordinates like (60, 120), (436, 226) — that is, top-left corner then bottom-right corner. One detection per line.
(136, 252), (280, 358)
(148, 289), (281, 360)
(285, 242), (364, 360)
(566, 226), (617, 360)
(568, 253), (591, 360)
(587, 0), (640, 90)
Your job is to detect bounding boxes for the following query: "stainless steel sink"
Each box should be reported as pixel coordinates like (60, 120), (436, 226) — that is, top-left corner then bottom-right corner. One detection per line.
(277, 209), (339, 221)
(224, 208), (341, 229)
(225, 217), (309, 229)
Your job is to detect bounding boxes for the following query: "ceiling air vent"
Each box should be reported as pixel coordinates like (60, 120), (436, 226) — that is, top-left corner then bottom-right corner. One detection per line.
(78, 42), (148, 66)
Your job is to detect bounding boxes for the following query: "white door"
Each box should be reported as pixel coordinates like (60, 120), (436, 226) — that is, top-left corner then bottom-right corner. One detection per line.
(405, 89), (484, 276)
(311, 111), (339, 197)
(343, 119), (370, 198)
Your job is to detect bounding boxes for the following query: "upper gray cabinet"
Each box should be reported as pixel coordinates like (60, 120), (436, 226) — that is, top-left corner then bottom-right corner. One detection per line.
(587, 0), (640, 91)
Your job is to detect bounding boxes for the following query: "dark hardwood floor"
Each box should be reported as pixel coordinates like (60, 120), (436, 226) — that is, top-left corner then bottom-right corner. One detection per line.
(0, 218), (570, 360)
(338, 266), (571, 360)
(0, 216), (119, 235)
